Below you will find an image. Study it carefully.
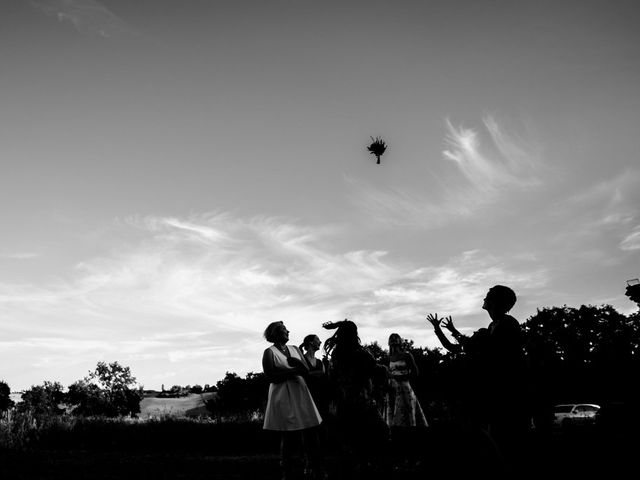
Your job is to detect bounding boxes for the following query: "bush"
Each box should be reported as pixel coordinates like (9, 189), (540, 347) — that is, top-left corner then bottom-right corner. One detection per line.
(66, 362), (144, 417)
(204, 372), (268, 420)
(17, 381), (65, 416)
(0, 380), (14, 413)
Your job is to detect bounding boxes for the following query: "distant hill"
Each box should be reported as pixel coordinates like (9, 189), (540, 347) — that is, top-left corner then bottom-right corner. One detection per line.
(139, 392), (216, 418)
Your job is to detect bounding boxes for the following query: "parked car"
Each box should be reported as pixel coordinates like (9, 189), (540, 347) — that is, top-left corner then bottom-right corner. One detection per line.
(553, 403), (600, 429)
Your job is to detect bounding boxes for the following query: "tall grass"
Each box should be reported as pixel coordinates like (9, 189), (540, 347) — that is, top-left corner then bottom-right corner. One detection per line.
(0, 410), (273, 454)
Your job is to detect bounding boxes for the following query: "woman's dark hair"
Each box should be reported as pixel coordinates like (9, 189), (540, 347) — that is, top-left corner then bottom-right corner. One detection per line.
(263, 321), (284, 343)
(323, 320), (376, 384)
(323, 319), (360, 358)
(299, 334), (318, 352)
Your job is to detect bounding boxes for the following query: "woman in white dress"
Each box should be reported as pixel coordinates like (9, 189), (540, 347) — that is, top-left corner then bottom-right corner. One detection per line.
(262, 321), (323, 479)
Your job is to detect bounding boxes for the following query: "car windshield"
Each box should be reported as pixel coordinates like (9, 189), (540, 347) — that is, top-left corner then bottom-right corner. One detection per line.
(554, 405), (574, 413)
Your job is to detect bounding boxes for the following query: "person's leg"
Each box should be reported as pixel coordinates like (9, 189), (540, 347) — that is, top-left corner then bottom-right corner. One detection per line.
(302, 426), (327, 479)
(281, 431), (302, 479)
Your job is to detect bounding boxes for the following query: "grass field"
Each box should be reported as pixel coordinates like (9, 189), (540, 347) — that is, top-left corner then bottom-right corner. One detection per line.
(3, 395), (639, 479)
(1, 427), (638, 479)
(139, 392), (216, 418)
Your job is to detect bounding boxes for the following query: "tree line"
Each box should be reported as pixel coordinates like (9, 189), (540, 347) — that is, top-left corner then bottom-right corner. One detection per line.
(1, 361), (143, 417)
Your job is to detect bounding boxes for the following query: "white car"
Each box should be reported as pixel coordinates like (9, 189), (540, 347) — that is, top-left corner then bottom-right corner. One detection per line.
(553, 403), (600, 429)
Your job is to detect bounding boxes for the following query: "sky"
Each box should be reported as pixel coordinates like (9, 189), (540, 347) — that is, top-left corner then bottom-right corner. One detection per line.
(1, 0), (640, 391)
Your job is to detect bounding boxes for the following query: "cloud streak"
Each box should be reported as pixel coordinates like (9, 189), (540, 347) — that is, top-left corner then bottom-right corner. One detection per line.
(547, 169), (640, 261)
(30, 0), (141, 39)
(443, 115), (542, 197)
(620, 226), (640, 251)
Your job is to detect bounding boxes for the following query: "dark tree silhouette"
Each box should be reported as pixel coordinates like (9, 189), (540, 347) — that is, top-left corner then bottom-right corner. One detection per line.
(522, 304), (640, 404)
(364, 341), (388, 364)
(204, 371), (268, 420)
(625, 279), (640, 307)
(18, 381), (65, 415)
(367, 136), (387, 165)
(66, 361), (144, 417)
(0, 380), (14, 413)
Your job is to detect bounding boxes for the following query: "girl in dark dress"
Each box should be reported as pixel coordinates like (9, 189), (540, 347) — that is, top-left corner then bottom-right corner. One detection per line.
(300, 334), (331, 478)
(323, 320), (390, 477)
(300, 334), (331, 421)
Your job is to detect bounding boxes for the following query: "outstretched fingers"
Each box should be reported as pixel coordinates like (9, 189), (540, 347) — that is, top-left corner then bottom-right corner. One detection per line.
(442, 316), (455, 330)
(426, 313), (442, 326)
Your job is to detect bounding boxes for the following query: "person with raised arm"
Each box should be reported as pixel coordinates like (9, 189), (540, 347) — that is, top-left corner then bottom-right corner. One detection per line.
(427, 285), (529, 474)
(323, 319), (390, 477)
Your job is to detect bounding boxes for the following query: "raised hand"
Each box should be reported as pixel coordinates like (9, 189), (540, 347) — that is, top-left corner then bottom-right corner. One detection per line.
(427, 314), (463, 353)
(322, 319), (347, 330)
(442, 316), (455, 332)
(426, 313), (443, 327)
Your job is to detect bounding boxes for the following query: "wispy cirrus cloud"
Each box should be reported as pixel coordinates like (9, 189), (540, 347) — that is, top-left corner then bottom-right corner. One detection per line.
(443, 115), (543, 196)
(30, 0), (141, 38)
(345, 176), (478, 229)
(620, 226), (640, 251)
(548, 169), (640, 259)
(349, 115), (546, 228)
(560, 169), (640, 213)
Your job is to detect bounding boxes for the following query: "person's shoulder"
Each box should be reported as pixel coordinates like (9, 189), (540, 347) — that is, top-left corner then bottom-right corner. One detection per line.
(262, 346), (276, 365)
(503, 315), (521, 330)
(492, 316), (522, 344)
(472, 327), (490, 339)
(505, 313), (519, 323)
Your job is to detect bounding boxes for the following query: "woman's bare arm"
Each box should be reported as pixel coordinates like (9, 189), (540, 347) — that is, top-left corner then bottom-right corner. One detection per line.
(262, 349), (305, 384)
(405, 351), (419, 379)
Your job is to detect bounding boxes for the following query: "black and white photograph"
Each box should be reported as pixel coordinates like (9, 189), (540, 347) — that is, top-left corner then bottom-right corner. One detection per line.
(1, 0), (640, 478)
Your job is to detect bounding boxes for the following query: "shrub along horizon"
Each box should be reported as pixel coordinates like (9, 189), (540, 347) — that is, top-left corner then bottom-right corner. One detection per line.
(1, 380), (15, 413)
(66, 361), (144, 417)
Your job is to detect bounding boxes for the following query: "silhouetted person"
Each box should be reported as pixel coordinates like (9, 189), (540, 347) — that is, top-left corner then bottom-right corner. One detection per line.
(427, 285), (529, 475)
(262, 321), (324, 480)
(384, 333), (428, 470)
(323, 319), (390, 478)
(300, 334), (331, 476)
(300, 334), (331, 422)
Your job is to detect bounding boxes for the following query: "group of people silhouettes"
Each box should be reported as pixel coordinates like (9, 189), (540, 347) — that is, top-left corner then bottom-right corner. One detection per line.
(262, 284), (525, 480)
